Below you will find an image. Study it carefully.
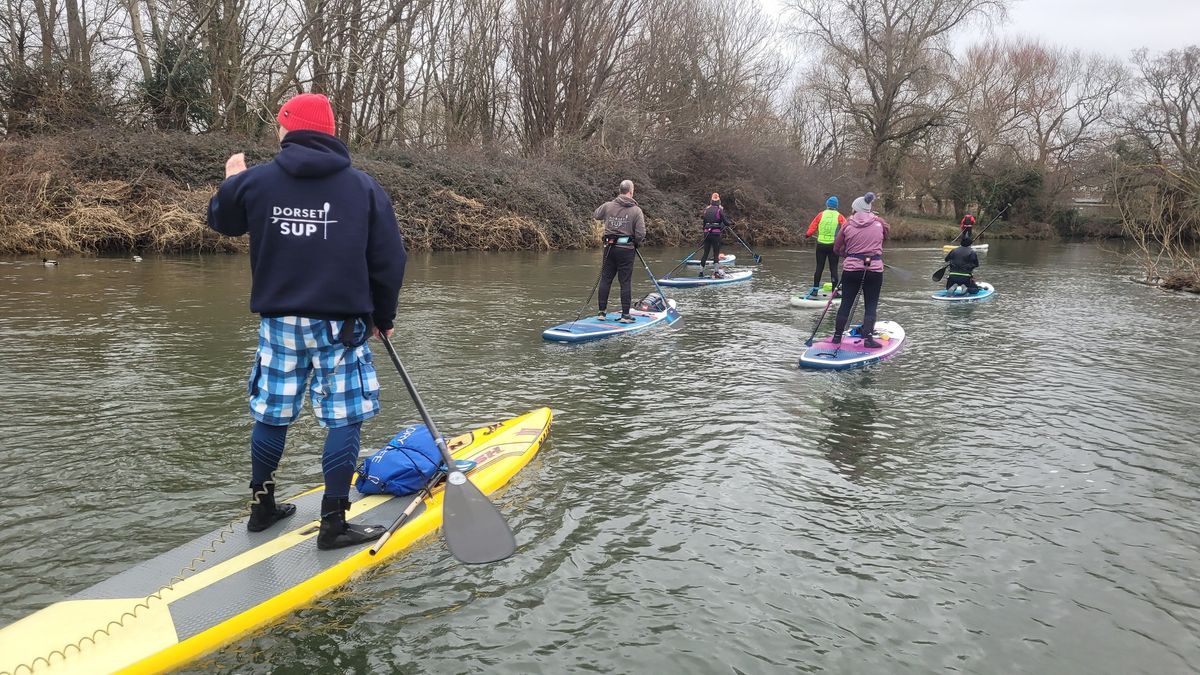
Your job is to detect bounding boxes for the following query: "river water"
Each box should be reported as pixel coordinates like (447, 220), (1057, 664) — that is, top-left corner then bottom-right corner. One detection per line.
(1, 242), (1198, 674)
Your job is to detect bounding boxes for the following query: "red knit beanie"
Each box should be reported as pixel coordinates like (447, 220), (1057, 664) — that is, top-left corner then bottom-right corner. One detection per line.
(277, 93), (336, 136)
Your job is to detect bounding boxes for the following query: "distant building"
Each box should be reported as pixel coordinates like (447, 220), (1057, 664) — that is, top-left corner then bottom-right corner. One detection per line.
(1069, 185), (1116, 218)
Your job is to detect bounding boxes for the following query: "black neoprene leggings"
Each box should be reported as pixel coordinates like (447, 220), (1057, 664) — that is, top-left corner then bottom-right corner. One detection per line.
(700, 233), (722, 266)
(598, 246), (636, 314)
(813, 243), (839, 287)
(835, 269), (883, 337)
(945, 274), (979, 292)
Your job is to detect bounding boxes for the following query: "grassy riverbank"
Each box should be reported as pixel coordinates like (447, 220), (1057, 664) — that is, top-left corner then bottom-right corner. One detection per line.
(2, 130), (1056, 256)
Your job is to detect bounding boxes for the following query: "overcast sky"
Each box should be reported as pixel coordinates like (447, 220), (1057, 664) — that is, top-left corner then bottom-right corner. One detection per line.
(764, 0), (1200, 59)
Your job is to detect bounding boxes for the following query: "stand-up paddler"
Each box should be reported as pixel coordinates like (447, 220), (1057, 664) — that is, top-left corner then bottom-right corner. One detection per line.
(207, 93), (407, 550)
(593, 180), (647, 323)
(832, 192), (889, 346)
(804, 196), (845, 297)
(698, 192), (733, 275)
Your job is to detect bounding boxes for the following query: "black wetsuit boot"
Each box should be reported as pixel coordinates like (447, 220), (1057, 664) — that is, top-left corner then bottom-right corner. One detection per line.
(248, 482), (297, 532)
(832, 315), (847, 344)
(317, 496), (385, 550)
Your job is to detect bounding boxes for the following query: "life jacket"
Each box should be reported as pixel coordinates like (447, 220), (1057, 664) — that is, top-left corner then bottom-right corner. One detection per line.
(702, 205), (724, 234)
(816, 209), (840, 244)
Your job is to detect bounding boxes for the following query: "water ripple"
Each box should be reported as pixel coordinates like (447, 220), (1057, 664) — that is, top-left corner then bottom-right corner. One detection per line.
(1, 245), (1198, 674)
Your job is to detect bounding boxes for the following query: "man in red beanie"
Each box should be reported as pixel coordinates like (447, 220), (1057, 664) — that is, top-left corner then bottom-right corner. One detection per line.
(207, 92), (407, 551)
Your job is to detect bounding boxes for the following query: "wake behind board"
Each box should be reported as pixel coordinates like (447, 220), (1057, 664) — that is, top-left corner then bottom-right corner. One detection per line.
(542, 302), (681, 343)
(659, 269), (753, 287)
(932, 281), (995, 302)
(798, 320), (906, 370)
(684, 254), (735, 266)
(790, 290), (842, 308)
(942, 243), (989, 253)
(0, 408), (552, 675)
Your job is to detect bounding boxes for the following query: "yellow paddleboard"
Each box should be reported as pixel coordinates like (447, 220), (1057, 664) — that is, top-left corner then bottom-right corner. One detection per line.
(942, 243), (989, 253)
(0, 408), (551, 675)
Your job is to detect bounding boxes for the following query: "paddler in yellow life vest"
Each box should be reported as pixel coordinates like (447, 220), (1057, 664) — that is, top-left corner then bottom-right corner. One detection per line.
(804, 196), (846, 298)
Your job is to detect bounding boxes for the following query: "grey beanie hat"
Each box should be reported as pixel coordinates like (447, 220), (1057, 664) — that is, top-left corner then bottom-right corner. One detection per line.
(852, 192), (877, 213)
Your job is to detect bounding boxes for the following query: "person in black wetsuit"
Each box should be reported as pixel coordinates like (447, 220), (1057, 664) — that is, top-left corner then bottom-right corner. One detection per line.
(698, 192), (733, 276)
(944, 233), (981, 294)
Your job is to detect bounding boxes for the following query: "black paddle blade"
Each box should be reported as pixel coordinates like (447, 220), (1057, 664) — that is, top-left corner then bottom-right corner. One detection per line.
(932, 266), (947, 282)
(442, 471), (516, 564)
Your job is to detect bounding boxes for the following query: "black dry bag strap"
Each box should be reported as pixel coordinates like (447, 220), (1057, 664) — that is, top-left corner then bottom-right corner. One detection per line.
(338, 315), (374, 348)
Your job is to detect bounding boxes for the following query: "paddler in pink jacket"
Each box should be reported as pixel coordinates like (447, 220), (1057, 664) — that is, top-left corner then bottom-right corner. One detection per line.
(832, 192), (889, 346)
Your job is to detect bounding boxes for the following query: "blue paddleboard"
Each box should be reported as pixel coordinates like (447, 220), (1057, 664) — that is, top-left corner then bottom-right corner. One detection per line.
(932, 282), (995, 302)
(659, 269), (754, 287)
(542, 303), (682, 343)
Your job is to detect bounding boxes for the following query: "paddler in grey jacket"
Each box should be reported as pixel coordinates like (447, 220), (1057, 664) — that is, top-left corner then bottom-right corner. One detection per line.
(593, 180), (647, 323)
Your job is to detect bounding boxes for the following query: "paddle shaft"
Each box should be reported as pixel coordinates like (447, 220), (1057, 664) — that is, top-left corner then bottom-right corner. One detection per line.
(882, 262), (912, 280)
(570, 243), (611, 324)
(804, 278), (844, 346)
(945, 202), (1011, 246)
(378, 337), (461, 482)
(726, 226), (762, 263)
(369, 471), (444, 555)
(934, 204), (1010, 280)
(664, 244), (704, 279)
(635, 248), (673, 305)
(832, 265), (871, 356)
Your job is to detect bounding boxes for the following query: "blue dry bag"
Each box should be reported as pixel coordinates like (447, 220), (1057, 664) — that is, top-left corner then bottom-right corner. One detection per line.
(355, 424), (442, 496)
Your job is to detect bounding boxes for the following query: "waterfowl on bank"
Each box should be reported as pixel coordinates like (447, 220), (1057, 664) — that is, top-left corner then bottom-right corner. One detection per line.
(42, 258), (58, 267)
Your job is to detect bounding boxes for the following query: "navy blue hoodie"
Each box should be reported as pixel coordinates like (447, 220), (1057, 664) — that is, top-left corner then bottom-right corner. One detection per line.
(207, 131), (406, 329)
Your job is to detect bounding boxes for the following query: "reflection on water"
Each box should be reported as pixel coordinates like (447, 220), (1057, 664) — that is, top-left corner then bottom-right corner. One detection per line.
(1, 242), (1198, 674)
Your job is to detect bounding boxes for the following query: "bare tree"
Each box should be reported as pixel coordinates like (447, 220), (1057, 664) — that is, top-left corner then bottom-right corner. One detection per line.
(511, 0), (639, 152)
(788, 0), (1006, 200)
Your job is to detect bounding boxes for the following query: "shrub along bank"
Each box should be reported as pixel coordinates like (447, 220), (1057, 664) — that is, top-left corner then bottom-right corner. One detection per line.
(1, 129), (1054, 256)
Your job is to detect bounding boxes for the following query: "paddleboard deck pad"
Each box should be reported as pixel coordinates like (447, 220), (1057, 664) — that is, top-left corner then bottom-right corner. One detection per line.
(798, 320), (906, 370)
(542, 303), (681, 343)
(932, 281), (995, 302)
(789, 291), (842, 308)
(684, 254), (735, 265)
(658, 269), (753, 287)
(0, 408), (552, 675)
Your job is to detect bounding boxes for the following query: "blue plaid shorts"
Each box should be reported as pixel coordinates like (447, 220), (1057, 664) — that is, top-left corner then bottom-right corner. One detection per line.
(247, 316), (381, 428)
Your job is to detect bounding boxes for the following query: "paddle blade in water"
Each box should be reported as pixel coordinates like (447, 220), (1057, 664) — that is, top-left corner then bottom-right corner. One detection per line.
(442, 471), (516, 564)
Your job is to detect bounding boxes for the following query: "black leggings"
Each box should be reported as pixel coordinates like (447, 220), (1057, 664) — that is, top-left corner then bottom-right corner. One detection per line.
(835, 269), (883, 337)
(598, 246), (636, 314)
(813, 243), (839, 287)
(700, 233), (722, 266)
(945, 274), (979, 292)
